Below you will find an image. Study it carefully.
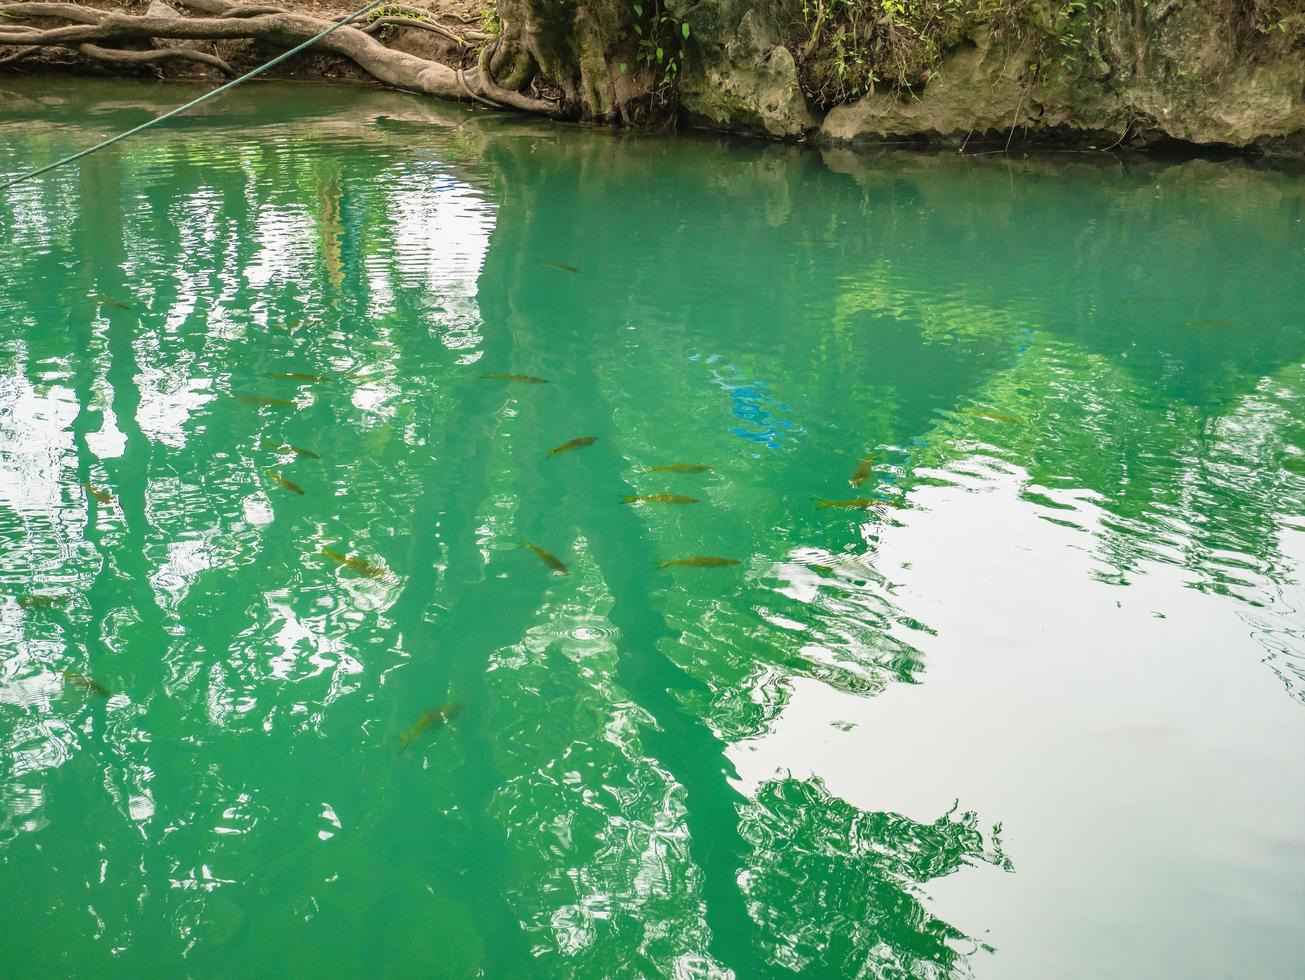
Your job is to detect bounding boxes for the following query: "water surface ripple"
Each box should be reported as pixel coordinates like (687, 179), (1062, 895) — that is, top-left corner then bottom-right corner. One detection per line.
(1, 79), (1303, 979)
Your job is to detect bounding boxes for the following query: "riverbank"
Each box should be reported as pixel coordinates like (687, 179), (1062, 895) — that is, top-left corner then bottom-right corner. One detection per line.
(2, 0), (1303, 158)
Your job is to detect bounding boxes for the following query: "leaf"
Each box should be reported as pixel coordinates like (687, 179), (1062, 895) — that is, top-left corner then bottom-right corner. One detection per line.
(633, 2), (642, 14)
(619, 62), (628, 73)
(682, 21), (690, 38)
(656, 46), (663, 62)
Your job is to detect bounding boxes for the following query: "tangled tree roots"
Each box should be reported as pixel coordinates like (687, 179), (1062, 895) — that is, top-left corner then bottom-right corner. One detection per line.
(0, 0), (564, 117)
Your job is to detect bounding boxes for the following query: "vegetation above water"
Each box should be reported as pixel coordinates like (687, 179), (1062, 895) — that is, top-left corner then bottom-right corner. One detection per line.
(0, 0), (1302, 151)
(779, 0), (1305, 106)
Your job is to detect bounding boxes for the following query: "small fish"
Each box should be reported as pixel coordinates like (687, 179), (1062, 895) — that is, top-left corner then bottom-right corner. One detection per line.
(645, 464), (712, 474)
(279, 319), (304, 331)
(621, 493), (699, 505)
(1184, 319), (1235, 328)
(236, 395), (298, 408)
(522, 539), (568, 574)
(62, 670), (109, 696)
(849, 455), (875, 488)
(481, 373), (549, 384)
(814, 497), (881, 509)
(399, 702), (464, 752)
(18, 592), (69, 610)
(260, 440), (320, 460)
(82, 481), (112, 503)
(270, 372), (327, 382)
(544, 261), (581, 274)
(267, 469), (304, 495)
(961, 407), (1020, 425)
(547, 436), (597, 457)
(320, 547), (386, 578)
(657, 557), (740, 568)
(91, 294), (131, 310)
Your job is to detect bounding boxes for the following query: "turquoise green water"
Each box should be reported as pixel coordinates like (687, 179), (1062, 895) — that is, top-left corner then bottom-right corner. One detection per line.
(2, 78), (1304, 979)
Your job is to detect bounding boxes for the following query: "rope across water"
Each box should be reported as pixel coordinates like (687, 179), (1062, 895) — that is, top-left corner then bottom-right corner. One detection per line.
(0, 0), (387, 191)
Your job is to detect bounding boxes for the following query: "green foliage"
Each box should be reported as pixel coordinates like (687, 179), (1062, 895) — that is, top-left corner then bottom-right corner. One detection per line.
(1239, 0), (1305, 43)
(630, 0), (690, 102)
(1026, 0), (1114, 80)
(371, 3), (431, 22)
(780, 0), (1124, 108)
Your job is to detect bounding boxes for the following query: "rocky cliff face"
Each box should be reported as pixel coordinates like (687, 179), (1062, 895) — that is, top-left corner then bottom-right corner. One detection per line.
(493, 0), (1305, 155)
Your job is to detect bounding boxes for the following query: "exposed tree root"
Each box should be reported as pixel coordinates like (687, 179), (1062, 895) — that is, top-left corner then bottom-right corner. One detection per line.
(77, 41), (233, 74)
(0, 0), (565, 118)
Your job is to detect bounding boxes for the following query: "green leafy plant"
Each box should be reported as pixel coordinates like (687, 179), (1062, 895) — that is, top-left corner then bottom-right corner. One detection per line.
(631, 0), (690, 102)
(781, 0), (1129, 108)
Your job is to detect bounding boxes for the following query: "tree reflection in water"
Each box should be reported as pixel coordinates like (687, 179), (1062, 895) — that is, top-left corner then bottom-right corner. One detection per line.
(0, 81), (1302, 977)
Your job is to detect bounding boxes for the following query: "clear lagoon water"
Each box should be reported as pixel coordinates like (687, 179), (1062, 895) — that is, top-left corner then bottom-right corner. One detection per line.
(1, 78), (1304, 979)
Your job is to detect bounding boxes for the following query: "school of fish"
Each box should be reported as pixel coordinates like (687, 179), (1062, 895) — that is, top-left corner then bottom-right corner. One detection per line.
(16, 286), (1075, 754)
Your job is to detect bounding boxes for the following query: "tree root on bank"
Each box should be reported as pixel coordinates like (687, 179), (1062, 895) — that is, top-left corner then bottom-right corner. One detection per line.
(360, 16), (488, 50)
(76, 41), (233, 74)
(0, 0), (564, 117)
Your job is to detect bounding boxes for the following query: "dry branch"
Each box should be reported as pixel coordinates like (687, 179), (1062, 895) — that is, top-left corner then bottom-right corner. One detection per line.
(360, 15), (487, 48)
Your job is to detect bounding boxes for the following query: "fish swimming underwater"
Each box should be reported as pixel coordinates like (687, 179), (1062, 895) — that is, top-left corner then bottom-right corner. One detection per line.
(656, 557), (740, 568)
(814, 497), (880, 509)
(267, 469), (304, 495)
(543, 261), (581, 274)
(82, 481), (112, 503)
(236, 395), (298, 408)
(260, 440), (320, 460)
(481, 373), (549, 384)
(18, 593), (69, 610)
(622, 493), (700, 505)
(63, 670), (109, 696)
(547, 436), (597, 457)
(961, 407), (1020, 425)
(320, 548), (385, 578)
(270, 372), (328, 383)
(91, 294), (131, 310)
(848, 455), (875, 488)
(644, 464), (712, 474)
(399, 702), (464, 751)
(522, 540), (568, 574)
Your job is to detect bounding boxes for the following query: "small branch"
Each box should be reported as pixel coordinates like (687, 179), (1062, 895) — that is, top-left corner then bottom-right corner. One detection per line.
(1005, 88), (1026, 153)
(362, 15), (486, 46)
(0, 42), (38, 63)
(1100, 119), (1133, 151)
